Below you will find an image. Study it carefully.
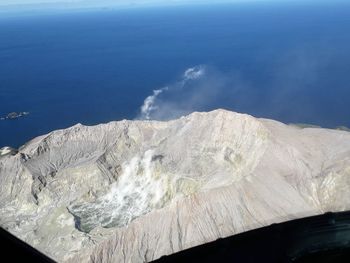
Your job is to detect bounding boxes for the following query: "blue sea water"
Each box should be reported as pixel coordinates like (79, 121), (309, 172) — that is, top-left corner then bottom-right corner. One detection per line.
(0, 2), (350, 147)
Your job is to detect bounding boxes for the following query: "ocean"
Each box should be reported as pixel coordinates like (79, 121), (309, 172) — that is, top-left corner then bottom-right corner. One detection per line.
(1, 1), (350, 147)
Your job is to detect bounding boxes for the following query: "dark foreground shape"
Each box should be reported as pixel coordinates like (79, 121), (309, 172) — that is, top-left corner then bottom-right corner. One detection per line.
(2, 212), (350, 262)
(154, 211), (350, 263)
(0, 227), (55, 263)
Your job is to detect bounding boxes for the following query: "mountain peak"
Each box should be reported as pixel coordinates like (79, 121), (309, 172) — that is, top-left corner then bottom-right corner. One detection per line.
(1, 110), (350, 262)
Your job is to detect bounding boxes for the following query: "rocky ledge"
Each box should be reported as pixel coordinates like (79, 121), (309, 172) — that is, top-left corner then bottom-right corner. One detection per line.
(0, 109), (349, 262)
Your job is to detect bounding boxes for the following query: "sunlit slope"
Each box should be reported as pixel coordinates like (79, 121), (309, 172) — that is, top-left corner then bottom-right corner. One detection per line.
(0, 109), (349, 262)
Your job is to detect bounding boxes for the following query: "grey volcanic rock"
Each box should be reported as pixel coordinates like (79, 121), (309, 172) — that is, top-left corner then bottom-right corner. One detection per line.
(1, 111), (29, 120)
(0, 109), (350, 262)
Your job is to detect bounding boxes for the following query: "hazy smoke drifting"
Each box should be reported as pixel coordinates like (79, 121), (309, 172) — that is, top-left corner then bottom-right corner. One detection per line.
(137, 65), (240, 120)
(140, 87), (168, 120)
(183, 66), (205, 80)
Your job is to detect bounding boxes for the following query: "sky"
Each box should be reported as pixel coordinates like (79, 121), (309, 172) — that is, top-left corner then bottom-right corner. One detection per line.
(2, 0), (343, 15)
(0, 0), (253, 6)
(0, 0), (286, 16)
(0, 0), (264, 5)
(0, 0), (278, 9)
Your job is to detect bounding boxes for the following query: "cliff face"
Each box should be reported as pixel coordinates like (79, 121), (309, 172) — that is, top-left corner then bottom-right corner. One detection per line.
(0, 109), (350, 262)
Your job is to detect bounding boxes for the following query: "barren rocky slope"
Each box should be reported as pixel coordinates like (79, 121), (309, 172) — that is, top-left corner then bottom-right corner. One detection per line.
(0, 109), (349, 262)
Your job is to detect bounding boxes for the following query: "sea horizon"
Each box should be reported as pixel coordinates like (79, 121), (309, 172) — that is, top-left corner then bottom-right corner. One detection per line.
(1, 1), (350, 147)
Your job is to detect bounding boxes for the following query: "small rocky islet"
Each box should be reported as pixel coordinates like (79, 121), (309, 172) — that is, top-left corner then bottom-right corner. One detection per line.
(0, 111), (29, 120)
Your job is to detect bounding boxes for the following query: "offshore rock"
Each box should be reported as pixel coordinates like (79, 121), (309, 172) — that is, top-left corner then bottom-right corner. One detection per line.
(0, 109), (349, 262)
(0, 111), (29, 120)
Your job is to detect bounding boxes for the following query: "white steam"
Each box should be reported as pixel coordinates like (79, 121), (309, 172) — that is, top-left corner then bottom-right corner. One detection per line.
(68, 150), (171, 232)
(140, 87), (168, 120)
(138, 65), (206, 120)
(183, 65), (205, 80)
